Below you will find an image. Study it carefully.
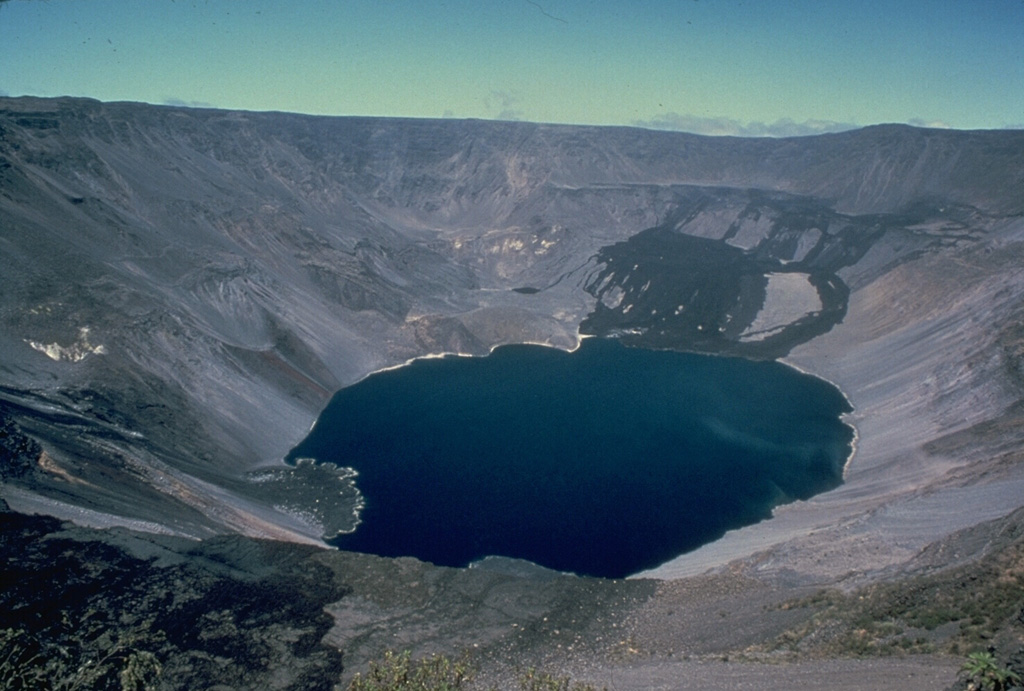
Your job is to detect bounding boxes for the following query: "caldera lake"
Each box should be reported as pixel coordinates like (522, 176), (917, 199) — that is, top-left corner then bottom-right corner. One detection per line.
(287, 338), (854, 579)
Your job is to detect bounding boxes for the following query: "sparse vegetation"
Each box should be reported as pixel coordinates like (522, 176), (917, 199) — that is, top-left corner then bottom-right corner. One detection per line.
(760, 538), (1024, 658)
(0, 628), (47, 689)
(517, 667), (606, 691)
(347, 650), (473, 691)
(0, 510), (346, 690)
(345, 652), (607, 691)
(0, 627), (162, 691)
(958, 651), (1021, 691)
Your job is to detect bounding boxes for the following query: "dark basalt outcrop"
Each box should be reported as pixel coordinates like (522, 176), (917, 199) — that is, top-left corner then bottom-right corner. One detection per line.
(0, 504), (346, 689)
(0, 497), (661, 689)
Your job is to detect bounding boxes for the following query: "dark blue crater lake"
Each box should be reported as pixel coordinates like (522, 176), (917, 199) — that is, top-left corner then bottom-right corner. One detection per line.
(287, 338), (854, 579)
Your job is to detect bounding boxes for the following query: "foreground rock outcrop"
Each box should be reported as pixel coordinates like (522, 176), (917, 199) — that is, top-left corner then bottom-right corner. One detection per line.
(6, 495), (1021, 689)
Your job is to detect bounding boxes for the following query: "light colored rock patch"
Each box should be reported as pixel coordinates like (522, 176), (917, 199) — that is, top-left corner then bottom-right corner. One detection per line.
(740, 273), (821, 341)
(26, 326), (107, 362)
(790, 228), (822, 262)
(600, 285), (625, 309)
(0, 485), (196, 538)
(37, 451), (92, 486)
(726, 214), (774, 250)
(680, 207), (744, 241)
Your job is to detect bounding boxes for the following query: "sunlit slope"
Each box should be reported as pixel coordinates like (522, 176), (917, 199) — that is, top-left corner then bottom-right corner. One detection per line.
(1, 97), (1023, 579)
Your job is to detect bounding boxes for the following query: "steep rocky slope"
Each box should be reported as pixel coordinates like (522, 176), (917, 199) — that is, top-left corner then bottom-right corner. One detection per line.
(1, 96), (1023, 592)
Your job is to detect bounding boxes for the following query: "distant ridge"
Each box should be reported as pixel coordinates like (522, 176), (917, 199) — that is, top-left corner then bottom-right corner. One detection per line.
(3, 96), (1023, 216)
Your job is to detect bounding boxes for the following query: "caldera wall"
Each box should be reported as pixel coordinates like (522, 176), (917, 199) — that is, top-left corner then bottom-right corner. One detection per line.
(2, 97), (1023, 582)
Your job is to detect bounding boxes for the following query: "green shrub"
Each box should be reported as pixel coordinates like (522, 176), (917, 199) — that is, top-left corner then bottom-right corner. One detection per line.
(0, 628), (48, 689)
(958, 651), (1021, 691)
(346, 651), (607, 691)
(347, 650), (472, 691)
(0, 627), (161, 691)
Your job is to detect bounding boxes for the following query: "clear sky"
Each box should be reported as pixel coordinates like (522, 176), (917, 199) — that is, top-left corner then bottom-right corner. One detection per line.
(1, 0), (1022, 135)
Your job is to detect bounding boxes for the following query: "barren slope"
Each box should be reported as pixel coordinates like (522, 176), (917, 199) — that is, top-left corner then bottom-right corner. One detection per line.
(2, 96), (1023, 586)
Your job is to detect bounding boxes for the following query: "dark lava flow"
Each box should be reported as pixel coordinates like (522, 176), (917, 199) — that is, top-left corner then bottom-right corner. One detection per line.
(288, 339), (853, 578)
(580, 224), (856, 359)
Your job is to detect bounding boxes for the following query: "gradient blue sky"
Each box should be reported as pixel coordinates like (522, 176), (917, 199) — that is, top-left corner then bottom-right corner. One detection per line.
(1, 0), (1022, 135)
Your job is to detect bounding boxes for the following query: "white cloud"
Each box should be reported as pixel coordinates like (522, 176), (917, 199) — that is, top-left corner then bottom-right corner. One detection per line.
(163, 97), (215, 109)
(485, 90), (523, 121)
(907, 118), (952, 129)
(633, 112), (860, 137)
